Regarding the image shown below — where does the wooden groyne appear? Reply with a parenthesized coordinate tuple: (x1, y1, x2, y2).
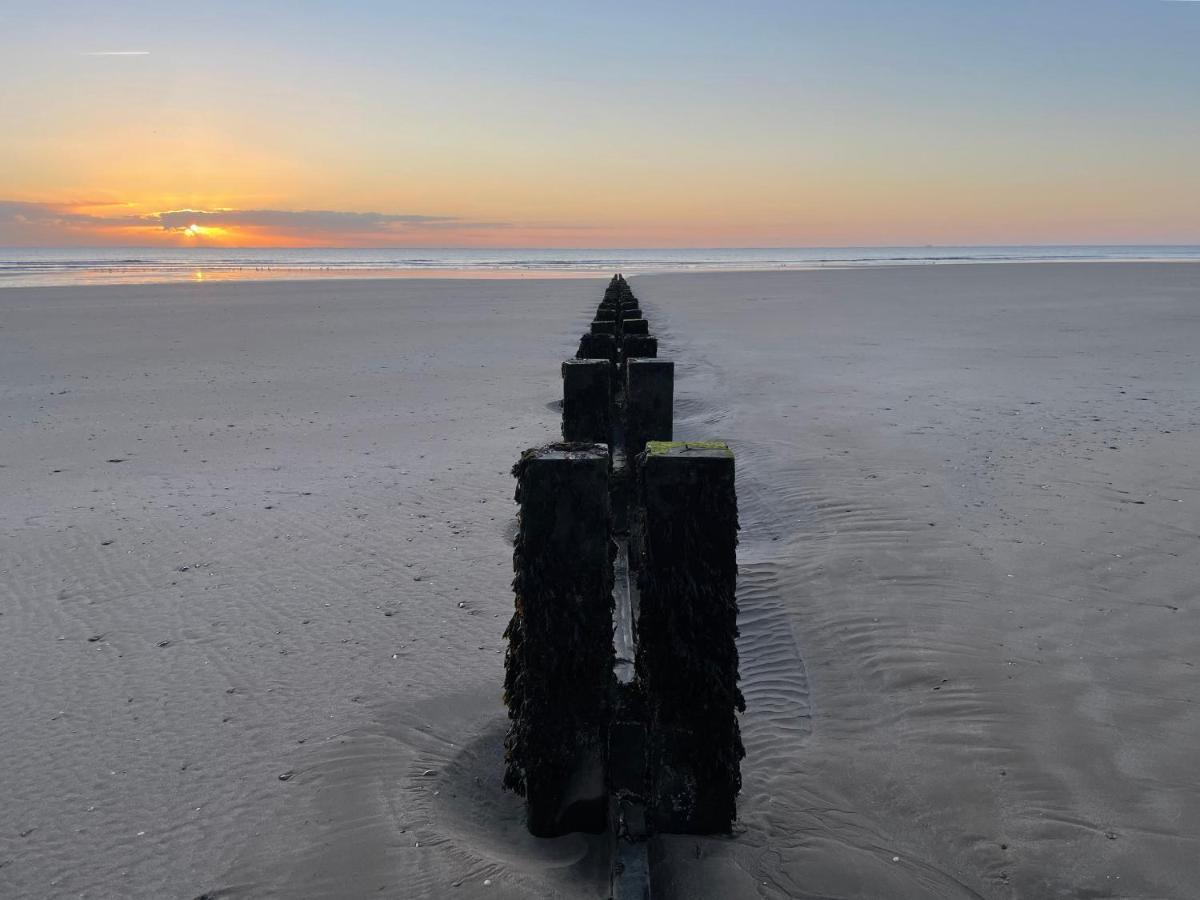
(504, 275, 743, 899)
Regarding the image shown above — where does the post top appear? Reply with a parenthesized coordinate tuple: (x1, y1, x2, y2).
(644, 440, 732, 459)
(526, 443, 610, 462)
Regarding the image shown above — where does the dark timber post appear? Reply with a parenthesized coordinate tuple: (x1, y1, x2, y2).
(636, 441, 743, 833)
(505, 275, 741, 889)
(622, 335, 658, 361)
(578, 333, 618, 365)
(562, 359, 612, 444)
(626, 359, 674, 457)
(505, 444, 615, 837)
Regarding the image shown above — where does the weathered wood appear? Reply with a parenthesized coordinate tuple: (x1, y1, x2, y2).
(562, 359, 612, 444)
(577, 332, 618, 364)
(636, 442, 743, 834)
(505, 444, 615, 836)
(622, 335, 658, 362)
(625, 359, 674, 457)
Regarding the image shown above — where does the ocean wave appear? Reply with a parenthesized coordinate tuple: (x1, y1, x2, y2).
(1, 246, 1198, 287)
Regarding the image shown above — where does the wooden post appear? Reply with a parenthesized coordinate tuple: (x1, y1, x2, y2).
(562, 359, 612, 444)
(577, 333, 618, 364)
(625, 359, 674, 457)
(636, 441, 743, 834)
(622, 335, 658, 362)
(505, 445, 615, 836)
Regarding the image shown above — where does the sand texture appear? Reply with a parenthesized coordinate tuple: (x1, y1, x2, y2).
(2, 264, 1199, 898)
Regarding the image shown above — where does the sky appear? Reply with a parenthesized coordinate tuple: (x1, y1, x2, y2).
(0, 0, 1197, 248)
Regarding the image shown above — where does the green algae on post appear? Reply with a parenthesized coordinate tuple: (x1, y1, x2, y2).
(644, 440, 732, 455)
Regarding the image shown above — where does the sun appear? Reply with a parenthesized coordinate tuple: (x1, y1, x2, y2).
(179, 223, 228, 241)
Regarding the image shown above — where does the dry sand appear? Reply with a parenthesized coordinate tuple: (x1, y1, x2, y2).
(1, 264, 1198, 898)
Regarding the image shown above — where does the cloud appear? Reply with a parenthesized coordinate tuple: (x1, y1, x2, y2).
(152, 207, 493, 235)
(82, 51, 151, 56)
(0, 200, 506, 242)
(0, 200, 139, 228)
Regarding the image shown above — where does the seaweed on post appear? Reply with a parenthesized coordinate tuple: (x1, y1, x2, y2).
(503, 443, 616, 836)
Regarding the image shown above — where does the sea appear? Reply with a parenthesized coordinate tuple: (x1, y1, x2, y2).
(2, 245, 1198, 288)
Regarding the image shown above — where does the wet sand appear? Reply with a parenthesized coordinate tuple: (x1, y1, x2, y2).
(2, 264, 1199, 898)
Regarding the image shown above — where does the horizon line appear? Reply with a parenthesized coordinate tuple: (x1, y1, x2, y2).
(5, 242, 1200, 252)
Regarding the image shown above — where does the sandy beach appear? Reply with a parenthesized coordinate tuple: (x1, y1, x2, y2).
(2, 263, 1199, 899)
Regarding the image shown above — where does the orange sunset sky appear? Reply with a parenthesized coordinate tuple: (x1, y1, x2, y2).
(2, 1, 1198, 248)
